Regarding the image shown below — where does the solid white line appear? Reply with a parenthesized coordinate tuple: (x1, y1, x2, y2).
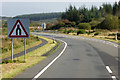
(106, 66, 112, 74)
(32, 38, 67, 80)
(112, 76, 117, 80)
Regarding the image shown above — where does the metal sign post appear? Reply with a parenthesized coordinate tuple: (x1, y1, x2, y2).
(8, 19, 29, 61)
(11, 39, 13, 61)
(42, 23, 46, 31)
(24, 38, 26, 61)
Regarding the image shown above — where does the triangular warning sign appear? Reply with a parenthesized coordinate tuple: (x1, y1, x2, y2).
(9, 19, 29, 38)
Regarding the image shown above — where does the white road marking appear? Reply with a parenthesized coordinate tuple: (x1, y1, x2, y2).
(32, 38, 67, 80)
(103, 41, 105, 43)
(105, 66, 118, 80)
(112, 76, 117, 80)
(106, 66, 112, 74)
(32, 33, 118, 80)
(34, 32, 118, 48)
(114, 45, 118, 47)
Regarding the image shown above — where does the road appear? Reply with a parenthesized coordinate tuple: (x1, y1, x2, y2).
(14, 33, 119, 80)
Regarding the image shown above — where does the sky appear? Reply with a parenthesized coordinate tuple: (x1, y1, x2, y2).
(1, 0, 119, 2)
(1, 0, 119, 17)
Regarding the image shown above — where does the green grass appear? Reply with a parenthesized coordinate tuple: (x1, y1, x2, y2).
(60, 31, 120, 44)
(73, 33, 119, 44)
(2, 35, 42, 59)
(46, 40, 61, 56)
(79, 35, 120, 44)
(94, 37, 119, 44)
(2, 36, 60, 79)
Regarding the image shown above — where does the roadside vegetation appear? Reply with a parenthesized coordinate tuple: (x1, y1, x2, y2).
(1, 28, 42, 59)
(1, 26, 59, 79)
(46, 2, 120, 43)
(2, 35, 58, 79)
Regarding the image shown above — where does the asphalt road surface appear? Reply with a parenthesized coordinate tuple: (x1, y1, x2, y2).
(14, 33, 119, 80)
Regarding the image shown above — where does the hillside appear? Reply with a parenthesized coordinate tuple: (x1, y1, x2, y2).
(15, 12, 62, 21)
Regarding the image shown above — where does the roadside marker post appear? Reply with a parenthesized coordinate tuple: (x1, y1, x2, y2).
(8, 19, 29, 61)
(52, 34, 55, 43)
(53, 38, 55, 43)
(115, 32, 117, 40)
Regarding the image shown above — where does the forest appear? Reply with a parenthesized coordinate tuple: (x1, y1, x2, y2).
(47, 1, 120, 30)
(62, 2, 120, 23)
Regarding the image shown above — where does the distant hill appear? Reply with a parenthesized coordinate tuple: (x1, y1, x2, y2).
(1, 17, 11, 21)
(15, 12, 62, 21)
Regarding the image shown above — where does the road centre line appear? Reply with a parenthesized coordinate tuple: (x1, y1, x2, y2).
(54, 34, 119, 48)
(32, 36, 67, 80)
(106, 66, 118, 80)
(112, 76, 117, 80)
(106, 66, 113, 74)
(33, 33, 118, 79)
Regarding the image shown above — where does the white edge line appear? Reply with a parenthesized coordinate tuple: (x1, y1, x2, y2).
(106, 66, 112, 74)
(112, 76, 117, 80)
(32, 36, 67, 80)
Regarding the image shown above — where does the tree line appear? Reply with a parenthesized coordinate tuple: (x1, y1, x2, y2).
(61, 1, 120, 23)
(15, 12, 62, 21)
(47, 1, 120, 30)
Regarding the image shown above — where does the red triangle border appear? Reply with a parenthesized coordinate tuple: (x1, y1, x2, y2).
(9, 19, 29, 38)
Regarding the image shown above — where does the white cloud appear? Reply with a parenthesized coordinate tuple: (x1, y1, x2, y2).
(1, 0, 119, 2)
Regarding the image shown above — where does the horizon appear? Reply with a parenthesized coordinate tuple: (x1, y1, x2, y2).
(1, 2, 116, 17)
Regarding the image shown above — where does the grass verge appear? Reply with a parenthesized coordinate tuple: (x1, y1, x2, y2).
(2, 35, 60, 79)
(59, 32, 120, 44)
(2, 35, 42, 59)
(77, 35, 120, 44)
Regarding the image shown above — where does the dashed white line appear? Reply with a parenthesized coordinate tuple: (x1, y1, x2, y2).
(103, 41, 105, 43)
(35, 33, 119, 48)
(105, 66, 118, 80)
(114, 45, 118, 47)
(106, 66, 112, 74)
(34, 33, 118, 80)
(112, 76, 117, 80)
(32, 38, 67, 80)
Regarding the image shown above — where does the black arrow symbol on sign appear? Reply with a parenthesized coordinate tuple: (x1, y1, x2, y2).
(16, 25, 21, 35)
